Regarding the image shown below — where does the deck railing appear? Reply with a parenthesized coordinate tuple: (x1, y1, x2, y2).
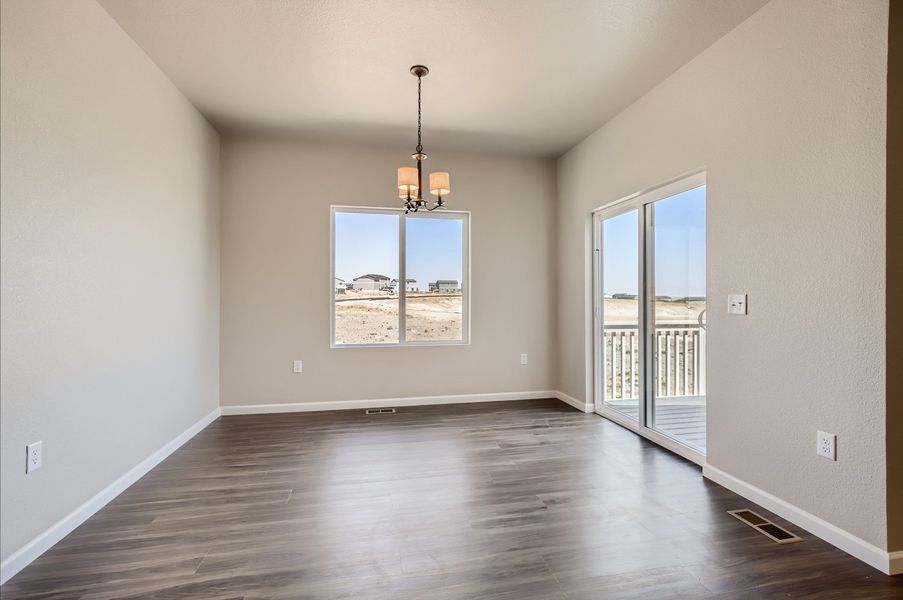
(604, 323, 705, 400)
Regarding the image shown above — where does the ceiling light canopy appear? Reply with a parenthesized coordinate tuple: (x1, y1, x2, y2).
(397, 65, 450, 213)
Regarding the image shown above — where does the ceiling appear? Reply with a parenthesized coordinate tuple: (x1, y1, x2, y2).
(99, 0, 767, 157)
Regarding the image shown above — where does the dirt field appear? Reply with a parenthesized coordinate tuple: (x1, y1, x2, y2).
(603, 298, 705, 324)
(333, 294, 698, 344)
(335, 291, 462, 344)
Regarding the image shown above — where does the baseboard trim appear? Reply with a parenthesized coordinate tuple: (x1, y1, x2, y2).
(889, 551, 903, 576)
(221, 390, 563, 415)
(554, 390, 593, 413)
(703, 464, 899, 575)
(0, 407, 221, 585)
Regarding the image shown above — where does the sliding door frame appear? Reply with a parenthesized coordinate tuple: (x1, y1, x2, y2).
(592, 170, 707, 466)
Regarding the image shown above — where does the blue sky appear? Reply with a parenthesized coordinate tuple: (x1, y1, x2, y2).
(603, 186, 706, 297)
(334, 212, 463, 286)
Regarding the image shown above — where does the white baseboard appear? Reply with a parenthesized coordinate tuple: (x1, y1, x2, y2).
(0, 407, 221, 585)
(703, 464, 900, 575)
(221, 390, 562, 415)
(554, 390, 593, 413)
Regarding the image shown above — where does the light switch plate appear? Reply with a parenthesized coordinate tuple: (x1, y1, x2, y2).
(728, 294, 747, 315)
(292, 360, 303, 374)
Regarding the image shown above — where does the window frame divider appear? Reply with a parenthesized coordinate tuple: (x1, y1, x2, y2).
(398, 211, 407, 344)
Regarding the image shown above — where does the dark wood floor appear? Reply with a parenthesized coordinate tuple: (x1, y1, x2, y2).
(2, 399, 900, 599)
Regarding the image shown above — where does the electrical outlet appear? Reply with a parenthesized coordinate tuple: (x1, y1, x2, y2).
(293, 360, 303, 374)
(26, 441, 42, 473)
(520, 353, 528, 365)
(816, 430, 836, 460)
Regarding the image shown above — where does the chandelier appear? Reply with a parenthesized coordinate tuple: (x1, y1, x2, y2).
(397, 65, 450, 213)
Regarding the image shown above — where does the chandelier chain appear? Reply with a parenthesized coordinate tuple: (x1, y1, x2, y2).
(416, 75, 423, 154)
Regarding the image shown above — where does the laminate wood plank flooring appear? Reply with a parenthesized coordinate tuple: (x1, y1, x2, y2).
(2, 399, 900, 599)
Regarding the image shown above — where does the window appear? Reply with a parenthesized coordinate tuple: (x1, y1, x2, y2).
(331, 207, 469, 347)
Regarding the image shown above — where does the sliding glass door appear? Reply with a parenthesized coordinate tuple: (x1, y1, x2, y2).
(594, 173, 707, 461)
(599, 208, 640, 419)
(648, 187, 707, 453)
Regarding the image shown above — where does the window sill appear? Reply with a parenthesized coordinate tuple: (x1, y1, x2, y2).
(330, 341, 470, 349)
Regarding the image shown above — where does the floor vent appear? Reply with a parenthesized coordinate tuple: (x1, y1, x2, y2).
(365, 408, 396, 415)
(728, 509, 803, 544)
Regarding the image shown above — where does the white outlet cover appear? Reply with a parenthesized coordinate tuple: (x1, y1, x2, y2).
(293, 360, 303, 373)
(26, 441, 42, 473)
(728, 294, 747, 315)
(816, 430, 836, 460)
(520, 353, 528, 365)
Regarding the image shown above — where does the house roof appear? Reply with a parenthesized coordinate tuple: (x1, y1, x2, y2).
(353, 274, 390, 281)
(436, 280, 458, 285)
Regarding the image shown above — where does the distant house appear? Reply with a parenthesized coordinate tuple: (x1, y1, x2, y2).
(353, 273, 390, 291)
(335, 277, 345, 294)
(436, 279, 459, 293)
(389, 278, 418, 292)
(612, 293, 638, 300)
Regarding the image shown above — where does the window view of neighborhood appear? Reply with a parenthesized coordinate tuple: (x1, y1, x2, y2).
(333, 211, 465, 345)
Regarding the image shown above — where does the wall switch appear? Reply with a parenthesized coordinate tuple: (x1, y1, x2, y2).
(292, 360, 303, 374)
(520, 353, 528, 365)
(727, 294, 747, 315)
(817, 430, 836, 460)
(26, 441, 42, 473)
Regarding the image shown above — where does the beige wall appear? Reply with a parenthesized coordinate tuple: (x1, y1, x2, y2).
(556, 0, 890, 550)
(220, 137, 556, 408)
(0, 0, 220, 562)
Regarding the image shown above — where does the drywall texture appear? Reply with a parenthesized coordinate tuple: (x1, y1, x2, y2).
(556, 0, 889, 549)
(97, 0, 768, 156)
(220, 138, 556, 407)
(0, 0, 220, 562)
(888, 0, 903, 554)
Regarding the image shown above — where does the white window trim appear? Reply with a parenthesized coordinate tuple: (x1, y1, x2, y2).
(330, 205, 471, 348)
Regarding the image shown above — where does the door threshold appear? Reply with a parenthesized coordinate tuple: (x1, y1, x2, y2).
(594, 407, 706, 466)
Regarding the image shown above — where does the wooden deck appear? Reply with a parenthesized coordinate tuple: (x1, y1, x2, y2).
(604, 401, 706, 453)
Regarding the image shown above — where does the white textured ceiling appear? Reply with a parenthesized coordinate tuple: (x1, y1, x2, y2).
(99, 0, 767, 156)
